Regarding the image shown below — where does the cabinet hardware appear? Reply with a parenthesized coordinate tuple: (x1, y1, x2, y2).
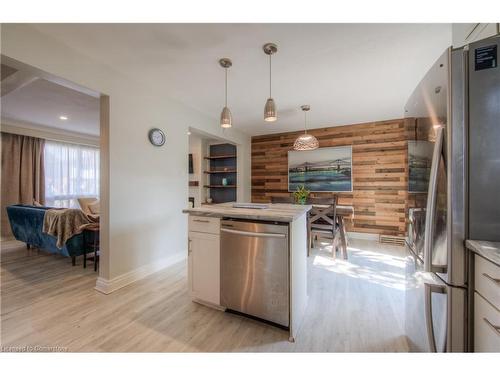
(483, 318, 500, 337)
(193, 219, 210, 223)
(482, 272, 500, 286)
(221, 227, 286, 239)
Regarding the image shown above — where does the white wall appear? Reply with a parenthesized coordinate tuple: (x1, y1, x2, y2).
(1, 24, 251, 287)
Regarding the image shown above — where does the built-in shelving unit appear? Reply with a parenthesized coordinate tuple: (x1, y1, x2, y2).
(203, 154, 237, 160)
(204, 185, 237, 188)
(205, 143, 237, 203)
(204, 169, 237, 174)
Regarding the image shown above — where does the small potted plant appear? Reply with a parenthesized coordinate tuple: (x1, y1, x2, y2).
(293, 185, 310, 205)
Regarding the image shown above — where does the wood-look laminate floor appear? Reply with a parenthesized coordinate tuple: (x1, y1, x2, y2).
(1, 239, 409, 352)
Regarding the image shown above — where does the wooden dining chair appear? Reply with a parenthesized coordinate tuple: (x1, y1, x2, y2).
(307, 196, 339, 258)
(271, 196, 295, 204)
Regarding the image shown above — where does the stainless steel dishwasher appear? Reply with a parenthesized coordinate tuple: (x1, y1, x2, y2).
(220, 219, 289, 328)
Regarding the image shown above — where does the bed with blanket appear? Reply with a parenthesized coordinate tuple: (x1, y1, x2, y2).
(6, 204, 99, 264)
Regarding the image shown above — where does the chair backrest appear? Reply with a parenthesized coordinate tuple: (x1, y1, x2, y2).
(271, 196, 295, 204)
(307, 196, 336, 206)
(307, 196, 337, 232)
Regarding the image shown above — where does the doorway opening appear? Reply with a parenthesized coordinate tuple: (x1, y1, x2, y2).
(1, 55, 109, 282)
(188, 127, 238, 207)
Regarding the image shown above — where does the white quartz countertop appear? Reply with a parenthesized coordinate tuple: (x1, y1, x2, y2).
(466, 240, 500, 267)
(183, 202, 311, 222)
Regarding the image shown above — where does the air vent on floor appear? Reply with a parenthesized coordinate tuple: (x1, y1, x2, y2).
(379, 235, 406, 247)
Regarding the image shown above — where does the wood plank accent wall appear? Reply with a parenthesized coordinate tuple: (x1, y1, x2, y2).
(251, 119, 409, 237)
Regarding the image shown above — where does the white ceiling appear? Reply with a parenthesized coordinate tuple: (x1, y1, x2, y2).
(29, 23, 451, 135)
(1, 77, 100, 136)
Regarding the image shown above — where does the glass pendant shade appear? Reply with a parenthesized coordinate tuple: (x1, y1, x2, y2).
(293, 133, 319, 151)
(220, 106, 232, 128)
(264, 98, 277, 122)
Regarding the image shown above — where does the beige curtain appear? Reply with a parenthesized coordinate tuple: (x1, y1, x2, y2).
(1, 132, 45, 239)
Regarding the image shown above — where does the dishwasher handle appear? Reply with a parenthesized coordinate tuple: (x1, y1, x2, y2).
(221, 227, 286, 239)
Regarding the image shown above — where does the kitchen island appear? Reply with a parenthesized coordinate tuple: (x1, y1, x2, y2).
(183, 203, 311, 341)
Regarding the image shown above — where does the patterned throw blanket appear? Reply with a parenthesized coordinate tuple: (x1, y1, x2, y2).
(42, 208, 99, 248)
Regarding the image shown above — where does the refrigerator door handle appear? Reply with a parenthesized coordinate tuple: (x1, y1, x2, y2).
(424, 127, 444, 272)
(424, 281, 447, 352)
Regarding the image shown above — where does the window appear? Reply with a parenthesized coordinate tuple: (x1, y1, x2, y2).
(44, 141, 100, 208)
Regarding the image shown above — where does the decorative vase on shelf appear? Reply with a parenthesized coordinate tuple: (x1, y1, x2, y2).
(222, 178, 228, 186)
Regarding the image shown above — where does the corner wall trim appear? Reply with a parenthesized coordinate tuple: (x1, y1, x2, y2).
(94, 252, 186, 294)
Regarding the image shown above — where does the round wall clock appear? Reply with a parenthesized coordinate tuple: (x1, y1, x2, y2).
(148, 128, 166, 147)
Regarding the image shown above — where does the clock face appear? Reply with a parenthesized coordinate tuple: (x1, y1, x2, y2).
(148, 128, 165, 146)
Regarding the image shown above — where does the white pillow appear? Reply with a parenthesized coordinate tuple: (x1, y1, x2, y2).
(78, 197, 97, 214)
(88, 200, 100, 215)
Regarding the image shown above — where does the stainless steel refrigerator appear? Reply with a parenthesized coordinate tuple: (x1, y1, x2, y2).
(405, 35, 500, 352)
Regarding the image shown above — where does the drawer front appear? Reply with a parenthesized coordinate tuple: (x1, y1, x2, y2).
(475, 255, 500, 310)
(189, 216, 220, 234)
(474, 292, 500, 352)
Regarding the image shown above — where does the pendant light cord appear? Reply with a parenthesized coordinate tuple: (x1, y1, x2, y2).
(304, 111, 308, 134)
(269, 54, 272, 98)
(225, 68, 228, 107)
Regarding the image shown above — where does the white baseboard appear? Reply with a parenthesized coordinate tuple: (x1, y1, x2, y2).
(346, 232, 379, 241)
(95, 252, 186, 294)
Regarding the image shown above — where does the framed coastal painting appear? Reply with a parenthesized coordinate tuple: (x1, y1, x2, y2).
(288, 146, 352, 192)
(408, 140, 434, 193)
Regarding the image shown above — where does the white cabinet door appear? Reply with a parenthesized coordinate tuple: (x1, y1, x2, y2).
(475, 255, 500, 311)
(188, 231, 220, 306)
(474, 292, 500, 352)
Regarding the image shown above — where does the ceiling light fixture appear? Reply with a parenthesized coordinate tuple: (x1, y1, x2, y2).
(59, 115, 68, 120)
(263, 43, 278, 122)
(293, 105, 319, 151)
(219, 58, 232, 129)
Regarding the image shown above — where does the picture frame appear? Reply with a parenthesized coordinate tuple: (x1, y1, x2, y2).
(288, 146, 353, 192)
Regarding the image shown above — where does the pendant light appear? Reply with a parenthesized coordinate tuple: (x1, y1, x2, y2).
(293, 105, 319, 151)
(219, 58, 232, 128)
(263, 43, 278, 122)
